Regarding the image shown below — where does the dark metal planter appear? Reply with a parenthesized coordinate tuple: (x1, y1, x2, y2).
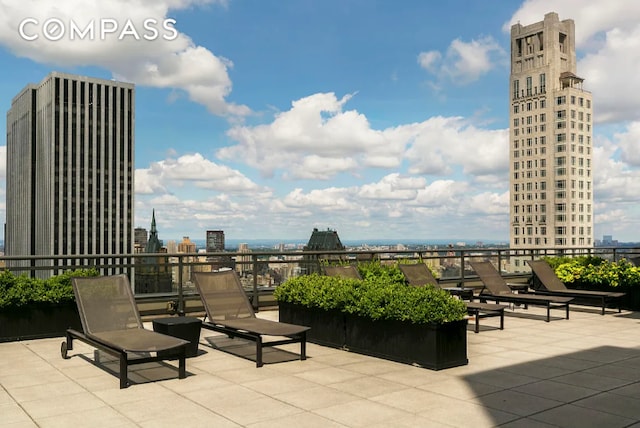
(278, 302, 346, 348)
(345, 315, 468, 370)
(278, 302, 468, 370)
(0, 303, 82, 342)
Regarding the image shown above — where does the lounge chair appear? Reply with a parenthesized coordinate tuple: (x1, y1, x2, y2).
(527, 260, 625, 315)
(323, 265, 362, 280)
(398, 264, 474, 300)
(399, 263, 506, 333)
(61, 275, 188, 389)
(471, 261, 573, 322)
(193, 271, 310, 367)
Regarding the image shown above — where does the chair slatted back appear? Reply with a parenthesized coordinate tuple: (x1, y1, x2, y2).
(398, 264, 438, 287)
(470, 261, 512, 295)
(193, 271, 255, 322)
(72, 275, 143, 335)
(323, 265, 362, 280)
(527, 260, 567, 292)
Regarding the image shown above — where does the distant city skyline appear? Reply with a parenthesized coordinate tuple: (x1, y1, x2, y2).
(1, 1, 640, 243)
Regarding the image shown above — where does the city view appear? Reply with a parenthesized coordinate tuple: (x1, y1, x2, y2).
(3, 2, 640, 426)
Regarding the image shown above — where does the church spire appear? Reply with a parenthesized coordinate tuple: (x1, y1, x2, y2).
(150, 209, 157, 235)
(145, 209, 162, 253)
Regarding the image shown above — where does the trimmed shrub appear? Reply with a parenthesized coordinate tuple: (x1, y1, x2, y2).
(0, 269, 100, 309)
(275, 265, 467, 325)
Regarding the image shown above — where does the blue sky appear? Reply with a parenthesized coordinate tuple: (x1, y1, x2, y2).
(1, 0, 640, 243)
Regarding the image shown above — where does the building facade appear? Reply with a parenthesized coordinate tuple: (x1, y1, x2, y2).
(509, 13, 593, 253)
(5, 72, 134, 275)
(206, 230, 225, 252)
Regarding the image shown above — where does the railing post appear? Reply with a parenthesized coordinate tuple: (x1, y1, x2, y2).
(177, 255, 184, 314)
(252, 255, 259, 311)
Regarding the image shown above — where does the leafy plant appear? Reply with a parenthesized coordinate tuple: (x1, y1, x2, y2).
(0, 269, 100, 309)
(544, 257, 640, 290)
(275, 264, 467, 324)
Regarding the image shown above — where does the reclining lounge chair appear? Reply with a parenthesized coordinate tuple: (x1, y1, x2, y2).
(323, 265, 362, 280)
(527, 260, 625, 315)
(194, 271, 310, 367)
(398, 263, 474, 300)
(61, 275, 188, 389)
(471, 261, 573, 322)
(398, 263, 506, 333)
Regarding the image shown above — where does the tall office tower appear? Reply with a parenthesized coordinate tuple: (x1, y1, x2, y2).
(206, 230, 225, 252)
(6, 72, 134, 276)
(509, 13, 593, 256)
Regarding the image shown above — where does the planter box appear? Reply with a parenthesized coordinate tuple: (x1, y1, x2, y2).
(278, 302, 467, 370)
(0, 303, 82, 342)
(345, 315, 468, 370)
(278, 302, 345, 348)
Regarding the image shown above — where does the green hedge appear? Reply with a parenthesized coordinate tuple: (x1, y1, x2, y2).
(275, 263, 467, 324)
(0, 269, 99, 309)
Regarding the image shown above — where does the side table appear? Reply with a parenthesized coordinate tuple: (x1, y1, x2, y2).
(153, 316, 202, 358)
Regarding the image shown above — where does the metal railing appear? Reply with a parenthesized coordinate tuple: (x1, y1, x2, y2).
(3, 246, 639, 317)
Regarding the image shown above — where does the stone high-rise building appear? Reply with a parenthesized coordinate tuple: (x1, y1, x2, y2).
(5, 72, 134, 275)
(509, 13, 593, 256)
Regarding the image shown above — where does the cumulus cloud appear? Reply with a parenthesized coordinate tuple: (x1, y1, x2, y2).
(0, 0, 249, 118)
(418, 36, 506, 85)
(405, 117, 509, 179)
(220, 93, 510, 183)
(615, 122, 640, 166)
(220, 92, 403, 178)
(137, 152, 261, 193)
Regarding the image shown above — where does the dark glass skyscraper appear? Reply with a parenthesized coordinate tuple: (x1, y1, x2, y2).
(5, 72, 135, 275)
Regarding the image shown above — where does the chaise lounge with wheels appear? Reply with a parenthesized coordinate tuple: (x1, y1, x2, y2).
(527, 260, 625, 315)
(61, 275, 188, 389)
(398, 263, 506, 333)
(471, 261, 573, 322)
(193, 270, 310, 367)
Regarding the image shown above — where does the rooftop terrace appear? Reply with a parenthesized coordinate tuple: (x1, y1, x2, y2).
(3, 306, 640, 427)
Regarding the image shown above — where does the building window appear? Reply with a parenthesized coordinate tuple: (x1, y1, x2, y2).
(557, 96, 566, 105)
(513, 79, 520, 98)
(539, 73, 546, 92)
(540, 99, 546, 108)
(526, 76, 532, 96)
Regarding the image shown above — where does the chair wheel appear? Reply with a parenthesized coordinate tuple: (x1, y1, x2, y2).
(61, 341, 68, 359)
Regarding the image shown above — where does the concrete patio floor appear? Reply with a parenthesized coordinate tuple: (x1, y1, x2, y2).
(3, 305, 640, 427)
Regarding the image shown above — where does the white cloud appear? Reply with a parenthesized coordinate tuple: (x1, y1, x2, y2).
(405, 117, 509, 179)
(579, 26, 640, 123)
(418, 36, 505, 85)
(0, 0, 249, 118)
(417, 51, 441, 73)
(221, 94, 510, 184)
(220, 92, 403, 178)
(358, 174, 426, 200)
(615, 122, 640, 166)
(137, 152, 261, 193)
